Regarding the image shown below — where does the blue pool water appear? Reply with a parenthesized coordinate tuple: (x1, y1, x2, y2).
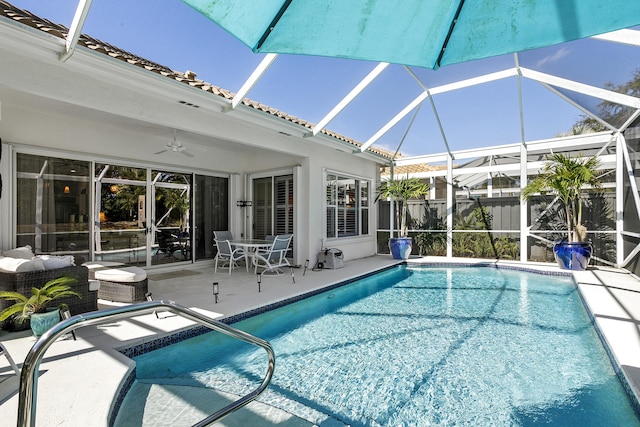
(122, 266, 640, 426)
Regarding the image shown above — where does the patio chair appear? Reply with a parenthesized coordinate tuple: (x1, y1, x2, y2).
(214, 239, 246, 275)
(156, 230, 180, 259)
(213, 230, 233, 241)
(253, 234, 295, 283)
(213, 230, 234, 254)
(0, 343, 20, 376)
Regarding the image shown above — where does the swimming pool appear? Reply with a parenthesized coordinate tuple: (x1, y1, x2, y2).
(117, 265, 640, 426)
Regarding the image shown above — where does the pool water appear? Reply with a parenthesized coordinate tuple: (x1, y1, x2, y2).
(120, 266, 640, 426)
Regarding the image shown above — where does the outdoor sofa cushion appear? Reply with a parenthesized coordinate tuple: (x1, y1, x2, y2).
(82, 261, 126, 270)
(94, 266, 147, 283)
(37, 255, 75, 270)
(0, 256, 45, 273)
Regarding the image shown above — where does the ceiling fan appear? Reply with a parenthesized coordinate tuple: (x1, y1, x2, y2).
(154, 129, 194, 157)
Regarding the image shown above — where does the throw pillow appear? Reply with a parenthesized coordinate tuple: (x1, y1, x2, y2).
(2, 245, 35, 259)
(37, 255, 75, 270)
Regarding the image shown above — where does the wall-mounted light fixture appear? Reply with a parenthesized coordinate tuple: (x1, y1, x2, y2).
(236, 200, 252, 208)
(63, 185, 70, 194)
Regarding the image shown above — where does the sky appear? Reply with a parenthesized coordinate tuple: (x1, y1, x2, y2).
(7, 0, 640, 158)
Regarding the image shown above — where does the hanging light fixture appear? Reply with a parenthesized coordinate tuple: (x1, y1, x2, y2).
(63, 185, 70, 194)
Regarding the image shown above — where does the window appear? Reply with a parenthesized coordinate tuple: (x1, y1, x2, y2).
(326, 172, 369, 238)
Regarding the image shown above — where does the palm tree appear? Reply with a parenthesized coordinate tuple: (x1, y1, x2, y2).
(376, 175, 430, 237)
(522, 153, 602, 242)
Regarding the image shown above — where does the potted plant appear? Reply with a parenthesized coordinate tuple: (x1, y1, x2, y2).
(0, 276, 80, 337)
(376, 175, 430, 259)
(521, 153, 602, 270)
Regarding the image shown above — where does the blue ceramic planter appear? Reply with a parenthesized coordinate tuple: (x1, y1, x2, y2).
(553, 241, 592, 271)
(389, 237, 412, 260)
(30, 308, 61, 338)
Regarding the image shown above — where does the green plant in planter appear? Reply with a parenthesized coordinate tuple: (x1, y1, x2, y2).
(376, 175, 430, 259)
(521, 153, 601, 242)
(0, 276, 80, 327)
(375, 175, 430, 238)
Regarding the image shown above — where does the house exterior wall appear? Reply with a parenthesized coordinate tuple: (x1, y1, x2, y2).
(306, 147, 378, 265)
(0, 16, 384, 266)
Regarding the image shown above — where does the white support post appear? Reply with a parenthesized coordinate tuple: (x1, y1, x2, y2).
(389, 198, 395, 239)
(229, 53, 278, 110)
(430, 177, 436, 200)
(59, 0, 93, 62)
(0, 140, 12, 250)
(520, 144, 528, 262)
(521, 68, 640, 109)
(293, 165, 302, 266)
(616, 133, 626, 266)
(313, 62, 389, 136)
(34, 161, 49, 254)
(619, 133, 640, 230)
(592, 29, 640, 47)
(361, 92, 428, 152)
(447, 154, 453, 258)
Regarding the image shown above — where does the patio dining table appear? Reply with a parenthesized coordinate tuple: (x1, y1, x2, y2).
(229, 239, 273, 271)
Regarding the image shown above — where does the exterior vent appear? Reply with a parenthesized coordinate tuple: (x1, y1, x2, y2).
(178, 100, 200, 108)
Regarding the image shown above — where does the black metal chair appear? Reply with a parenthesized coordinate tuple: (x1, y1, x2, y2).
(156, 230, 180, 259)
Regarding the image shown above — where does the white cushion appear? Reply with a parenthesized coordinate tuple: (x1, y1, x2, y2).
(82, 261, 126, 270)
(94, 266, 147, 283)
(88, 279, 101, 292)
(2, 245, 35, 259)
(37, 255, 75, 270)
(0, 256, 45, 273)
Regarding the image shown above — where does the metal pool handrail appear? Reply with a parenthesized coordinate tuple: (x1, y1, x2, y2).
(17, 300, 276, 427)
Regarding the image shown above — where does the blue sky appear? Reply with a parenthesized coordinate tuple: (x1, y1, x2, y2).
(8, 0, 640, 157)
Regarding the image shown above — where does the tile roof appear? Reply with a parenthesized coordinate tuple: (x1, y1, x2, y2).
(381, 162, 449, 177)
(0, 1, 397, 159)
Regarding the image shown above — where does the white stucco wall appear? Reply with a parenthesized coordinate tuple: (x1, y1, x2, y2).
(0, 19, 385, 265)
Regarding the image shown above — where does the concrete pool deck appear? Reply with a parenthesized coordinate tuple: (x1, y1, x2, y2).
(1, 256, 640, 425)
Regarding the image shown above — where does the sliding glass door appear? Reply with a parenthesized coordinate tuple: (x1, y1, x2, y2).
(95, 164, 193, 266)
(95, 164, 149, 266)
(16, 153, 228, 267)
(150, 170, 193, 266)
(193, 174, 228, 261)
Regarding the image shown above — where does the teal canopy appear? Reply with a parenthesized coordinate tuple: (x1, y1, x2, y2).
(181, 0, 640, 69)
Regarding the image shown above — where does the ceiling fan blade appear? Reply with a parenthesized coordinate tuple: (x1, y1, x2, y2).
(154, 149, 168, 155)
(181, 150, 194, 157)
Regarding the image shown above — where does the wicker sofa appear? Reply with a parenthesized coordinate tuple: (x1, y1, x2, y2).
(0, 265, 97, 325)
